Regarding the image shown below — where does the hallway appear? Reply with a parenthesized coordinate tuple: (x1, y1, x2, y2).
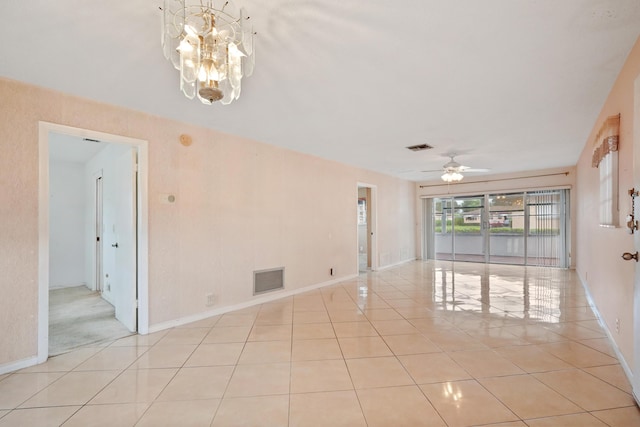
(1, 261, 638, 426)
(49, 286, 132, 356)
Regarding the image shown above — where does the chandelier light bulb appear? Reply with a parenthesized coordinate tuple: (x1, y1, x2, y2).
(161, 0, 255, 105)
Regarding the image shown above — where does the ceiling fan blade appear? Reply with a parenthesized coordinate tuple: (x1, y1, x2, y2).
(463, 168, 490, 173)
(420, 169, 444, 173)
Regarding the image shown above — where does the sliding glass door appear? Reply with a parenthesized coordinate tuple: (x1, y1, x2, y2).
(428, 189, 569, 267)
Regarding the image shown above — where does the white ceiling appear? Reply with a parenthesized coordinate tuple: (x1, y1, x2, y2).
(2, 1, 640, 181)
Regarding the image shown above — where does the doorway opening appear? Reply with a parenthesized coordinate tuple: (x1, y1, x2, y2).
(38, 123, 149, 363)
(357, 183, 377, 272)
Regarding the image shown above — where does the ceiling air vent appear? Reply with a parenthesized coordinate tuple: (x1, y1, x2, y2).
(406, 144, 433, 152)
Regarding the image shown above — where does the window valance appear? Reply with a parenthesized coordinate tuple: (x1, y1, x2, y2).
(592, 114, 620, 168)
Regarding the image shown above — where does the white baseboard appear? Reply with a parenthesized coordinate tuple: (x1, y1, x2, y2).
(0, 356, 38, 375)
(148, 273, 359, 334)
(577, 272, 635, 395)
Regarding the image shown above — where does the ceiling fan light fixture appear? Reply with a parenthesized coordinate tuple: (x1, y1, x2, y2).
(441, 171, 463, 182)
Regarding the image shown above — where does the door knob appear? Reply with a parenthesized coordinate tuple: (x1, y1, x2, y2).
(621, 252, 638, 261)
(112, 243, 119, 248)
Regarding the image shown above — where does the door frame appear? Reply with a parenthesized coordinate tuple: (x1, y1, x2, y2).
(37, 122, 149, 364)
(357, 183, 378, 271)
(633, 74, 640, 402)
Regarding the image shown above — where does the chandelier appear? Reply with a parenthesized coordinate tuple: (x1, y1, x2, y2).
(441, 171, 463, 182)
(161, 0, 255, 105)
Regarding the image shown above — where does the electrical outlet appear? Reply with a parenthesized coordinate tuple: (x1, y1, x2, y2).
(615, 318, 620, 333)
(206, 293, 215, 307)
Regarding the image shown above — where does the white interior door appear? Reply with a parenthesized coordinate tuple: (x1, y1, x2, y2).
(113, 147, 138, 332)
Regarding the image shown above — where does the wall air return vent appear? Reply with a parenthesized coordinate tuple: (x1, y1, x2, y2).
(254, 267, 284, 295)
(406, 144, 433, 152)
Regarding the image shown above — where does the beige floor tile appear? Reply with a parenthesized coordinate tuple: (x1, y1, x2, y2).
(357, 385, 446, 427)
(324, 301, 362, 312)
(421, 329, 489, 352)
(184, 342, 243, 366)
(225, 362, 290, 397)
(494, 345, 573, 373)
(110, 331, 168, 347)
(176, 315, 221, 328)
(467, 327, 529, 347)
(502, 324, 567, 345)
(293, 299, 327, 312)
(583, 364, 633, 393)
(449, 349, 525, 378)
(332, 321, 378, 337)
(293, 310, 330, 324)
(382, 334, 441, 355)
(534, 369, 635, 411)
(20, 370, 120, 408)
(398, 352, 472, 384)
(592, 406, 640, 426)
(248, 324, 292, 341)
(327, 309, 367, 323)
(130, 344, 197, 369)
(238, 340, 291, 364)
(479, 374, 582, 419)
(254, 311, 293, 326)
(293, 323, 336, 340)
(364, 308, 403, 320)
(578, 338, 617, 357)
(0, 406, 80, 427)
(18, 348, 101, 373)
(291, 360, 353, 393)
(346, 356, 414, 389)
(477, 422, 527, 427)
(156, 366, 233, 401)
(155, 327, 209, 345)
(136, 399, 219, 427)
(394, 306, 436, 319)
(62, 402, 149, 426)
(0, 372, 64, 409)
(212, 395, 289, 427)
(338, 336, 392, 359)
(74, 346, 147, 371)
(90, 368, 177, 404)
(524, 412, 608, 426)
(203, 326, 252, 343)
(289, 390, 367, 427)
(215, 313, 257, 327)
(292, 338, 343, 361)
(545, 323, 606, 340)
(420, 380, 519, 427)
(537, 341, 618, 368)
(371, 319, 419, 335)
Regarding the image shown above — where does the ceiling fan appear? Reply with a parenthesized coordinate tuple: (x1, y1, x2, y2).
(422, 155, 490, 182)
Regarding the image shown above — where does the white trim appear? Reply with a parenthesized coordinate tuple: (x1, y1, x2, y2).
(37, 122, 150, 370)
(149, 274, 358, 333)
(0, 356, 39, 375)
(578, 272, 634, 392)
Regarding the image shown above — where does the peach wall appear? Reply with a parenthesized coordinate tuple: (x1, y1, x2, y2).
(576, 37, 640, 369)
(0, 78, 416, 368)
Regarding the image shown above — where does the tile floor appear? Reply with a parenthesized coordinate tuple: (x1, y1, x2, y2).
(1, 261, 639, 426)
